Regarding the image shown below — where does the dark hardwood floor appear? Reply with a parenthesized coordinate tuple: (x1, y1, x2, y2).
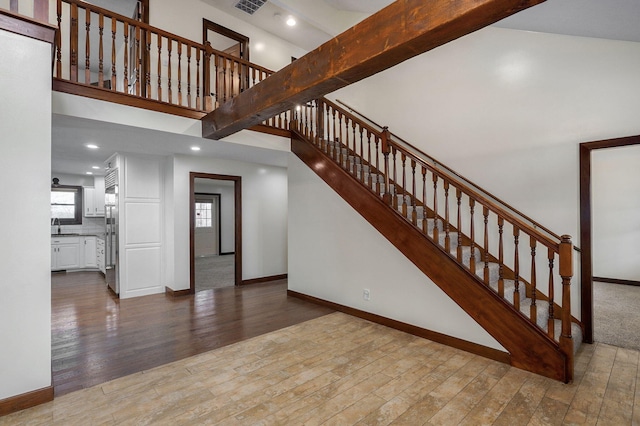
(51, 272, 334, 397)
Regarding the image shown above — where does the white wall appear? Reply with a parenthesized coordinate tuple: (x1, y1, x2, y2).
(194, 180, 235, 254)
(169, 154, 288, 290)
(0, 29, 52, 400)
(592, 145, 640, 281)
(150, 0, 307, 72)
(330, 27, 640, 316)
(288, 156, 504, 351)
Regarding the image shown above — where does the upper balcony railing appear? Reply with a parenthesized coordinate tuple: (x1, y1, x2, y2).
(1, 0, 290, 130)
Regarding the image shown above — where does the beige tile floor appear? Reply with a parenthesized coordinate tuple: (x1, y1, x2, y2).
(1, 312, 638, 425)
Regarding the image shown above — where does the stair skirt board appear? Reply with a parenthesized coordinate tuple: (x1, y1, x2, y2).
(292, 132, 576, 383)
(288, 290, 511, 365)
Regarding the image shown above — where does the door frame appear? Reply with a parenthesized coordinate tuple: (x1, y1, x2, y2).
(190, 172, 242, 291)
(579, 134, 640, 343)
(202, 19, 250, 60)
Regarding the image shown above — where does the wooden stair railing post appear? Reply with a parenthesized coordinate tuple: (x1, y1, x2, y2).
(498, 216, 504, 297)
(316, 98, 325, 146)
(530, 236, 537, 323)
(559, 234, 574, 381)
(547, 247, 555, 339)
(84, 7, 90, 85)
(483, 206, 490, 284)
(381, 127, 392, 206)
(203, 41, 213, 112)
(70, 1, 78, 82)
(34, 0, 49, 22)
(56, 0, 62, 78)
(98, 13, 104, 87)
(513, 226, 520, 311)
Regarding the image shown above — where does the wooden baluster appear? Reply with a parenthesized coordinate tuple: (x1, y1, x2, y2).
(375, 133, 381, 194)
(70, 2, 78, 82)
(401, 154, 407, 218)
(559, 235, 574, 381)
(134, 25, 140, 96)
(367, 131, 372, 186)
(469, 198, 475, 272)
(513, 226, 520, 311)
(433, 175, 439, 244)
(456, 189, 462, 262)
(392, 147, 398, 210)
(444, 182, 450, 251)
(422, 167, 427, 234)
(331, 108, 337, 160)
(98, 13, 104, 87)
(353, 120, 358, 159)
(338, 112, 344, 167)
(195, 47, 201, 110)
(167, 38, 172, 103)
(411, 160, 417, 225)
(547, 248, 555, 339)
(33, 0, 48, 22)
(222, 56, 227, 102)
(324, 103, 330, 151)
(483, 206, 490, 284)
(530, 236, 537, 324)
(145, 29, 151, 98)
(56, 0, 62, 78)
(84, 8, 90, 85)
(381, 130, 391, 206)
(157, 35, 162, 101)
(177, 42, 182, 106)
(123, 22, 129, 92)
(498, 216, 504, 297)
(356, 127, 363, 182)
(111, 17, 116, 91)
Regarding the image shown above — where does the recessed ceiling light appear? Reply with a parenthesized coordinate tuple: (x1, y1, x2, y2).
(191, 146, 201, 151)
(286, 16, 296, 26)
(92, 166, 100, 169)
(86, 171, 93, 175)
(86, 144, 99, 149)
(255, 42, 265, 51)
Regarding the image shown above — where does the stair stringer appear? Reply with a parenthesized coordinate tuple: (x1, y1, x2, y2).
(291, 133, 569, 382)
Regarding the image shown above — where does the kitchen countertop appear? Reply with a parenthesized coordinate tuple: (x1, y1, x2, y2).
(51, 233, 105, 239)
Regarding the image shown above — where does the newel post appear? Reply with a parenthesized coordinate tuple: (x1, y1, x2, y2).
(381, 127, 392, 206)
(559, 234, 574, 382)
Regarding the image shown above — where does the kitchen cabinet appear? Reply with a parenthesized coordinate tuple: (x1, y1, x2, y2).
(96, 237, 105, 274)
(84, 177, 105, 217)
(84, 236, 97, 268)
(51, 236, 81, 270)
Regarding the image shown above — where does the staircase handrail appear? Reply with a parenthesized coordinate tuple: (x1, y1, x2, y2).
(333, 98, 565, 249)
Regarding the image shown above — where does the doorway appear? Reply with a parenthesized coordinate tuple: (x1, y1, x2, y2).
(190, 172, 242, 292)
(579, 135, 640, 344)
(202, 19, 250, 107)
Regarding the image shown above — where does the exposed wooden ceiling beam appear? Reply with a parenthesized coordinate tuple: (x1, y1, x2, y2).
(202, 0, 546, 140)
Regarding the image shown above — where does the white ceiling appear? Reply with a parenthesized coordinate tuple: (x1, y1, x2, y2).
(52, 0, 640, 177)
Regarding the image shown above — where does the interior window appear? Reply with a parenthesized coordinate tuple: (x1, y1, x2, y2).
(51, 185, 83, 225)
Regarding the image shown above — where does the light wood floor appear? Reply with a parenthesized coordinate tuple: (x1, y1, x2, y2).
(3, 312, 638, 425)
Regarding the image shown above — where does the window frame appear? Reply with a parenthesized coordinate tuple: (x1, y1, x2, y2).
(51, 184, 83, 225)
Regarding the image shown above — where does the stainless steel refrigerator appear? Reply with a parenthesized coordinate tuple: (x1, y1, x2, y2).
(105, 169, 119, 295)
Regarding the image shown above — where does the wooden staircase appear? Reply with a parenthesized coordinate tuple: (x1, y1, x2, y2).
(290, 98, 582, 383)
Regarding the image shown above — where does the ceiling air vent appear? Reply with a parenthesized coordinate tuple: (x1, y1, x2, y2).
(234, 0, 267, 15)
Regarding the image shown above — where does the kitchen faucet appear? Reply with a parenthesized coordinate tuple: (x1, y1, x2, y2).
(52, 217, 61, 235)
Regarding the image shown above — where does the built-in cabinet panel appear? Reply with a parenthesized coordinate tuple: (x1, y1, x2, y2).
(51, 237, 81, 270)
(125, 203, 161, 244)
(83, 236, 97, 268)
(83, 176, 105, 217)
(119, 153, 165, 299)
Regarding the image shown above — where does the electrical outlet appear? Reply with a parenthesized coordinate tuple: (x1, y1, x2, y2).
(363, 289, 370, 301)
